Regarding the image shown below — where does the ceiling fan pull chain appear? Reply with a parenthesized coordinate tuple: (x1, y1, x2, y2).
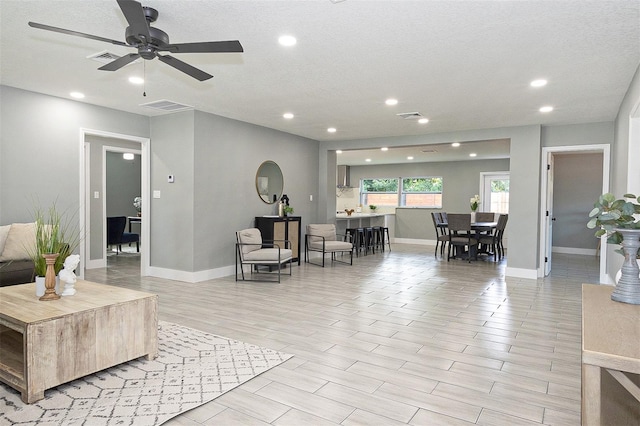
(143, 60, 146, 97)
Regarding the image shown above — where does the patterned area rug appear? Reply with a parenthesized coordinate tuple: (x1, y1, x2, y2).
(0, 322, 292, 425)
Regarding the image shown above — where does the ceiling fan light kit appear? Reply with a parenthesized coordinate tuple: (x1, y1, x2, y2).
(28, 0, 243, 81)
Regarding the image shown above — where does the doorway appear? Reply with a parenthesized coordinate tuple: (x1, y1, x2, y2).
(79, 129, 150, 279)
(539, 144, 610, 282)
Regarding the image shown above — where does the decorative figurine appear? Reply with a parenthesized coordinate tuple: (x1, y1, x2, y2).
(59, 254, 81, 296)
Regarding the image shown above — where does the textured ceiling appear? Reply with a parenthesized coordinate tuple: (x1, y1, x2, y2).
(1, 0, 639, 157)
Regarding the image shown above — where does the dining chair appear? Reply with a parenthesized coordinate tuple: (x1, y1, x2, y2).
(106, 216, 139, 254)
(475, 212, 496, 222)
(447, 213, 478, 262)
(478, 214, 508, 261)
(431, 212, 448, 257)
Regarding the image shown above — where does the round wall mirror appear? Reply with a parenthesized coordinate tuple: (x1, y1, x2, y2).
(255, 160, 284, 204)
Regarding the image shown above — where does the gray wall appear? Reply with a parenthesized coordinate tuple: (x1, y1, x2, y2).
(0, 85, 149, 229)
(149, 109, 319, 273)
(552, 153, 603, 250)
(347, 159, 510, 240)
(106, 152, 141, 218)
(610, 64, 640, 280)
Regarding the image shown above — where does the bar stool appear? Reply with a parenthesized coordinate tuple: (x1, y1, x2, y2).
(380, 226, 391, 252)
(364, 227, 375, 255)
(345, 228, 365, 256)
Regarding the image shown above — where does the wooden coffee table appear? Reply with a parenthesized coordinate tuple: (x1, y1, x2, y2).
(0, 280, 158, 403)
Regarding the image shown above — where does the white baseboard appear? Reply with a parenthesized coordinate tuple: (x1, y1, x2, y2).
(505, 267, 538, 280)
(552, 246, 598, 256)
(393, 238, 432, 246)
(85, 258, 106, 269)
(148, 265, 235, 283)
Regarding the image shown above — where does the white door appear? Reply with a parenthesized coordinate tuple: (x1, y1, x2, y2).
(544, 154, 554, 276)
(481, 173, 509, 214)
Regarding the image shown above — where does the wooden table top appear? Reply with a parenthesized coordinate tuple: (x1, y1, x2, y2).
(0, 280, 157, 326)
(582, 283, 640, 373)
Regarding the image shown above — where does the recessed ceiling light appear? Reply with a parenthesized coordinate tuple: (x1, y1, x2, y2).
(407, 156, 414, 160)
(540, 106, 554, 113)
(365, 158, 372, 162)
(385, 98, 398, 106)
(123, 153, 135, 160)
(381, 147, 389, 151)
(469, 153, 477, 157)
(129, 76, 144, 85)
(70, 92, 85, 99)
(451, 142, 460, 147)
(283, 112, 294, 119)
(278, 35, 297, 46)
(327, 127, 337, 133)
(418, 118, 429, 124)
(530, 79, 547, 87)
(336, 150, 343, 154)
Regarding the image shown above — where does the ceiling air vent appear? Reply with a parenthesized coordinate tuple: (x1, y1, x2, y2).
(87, 51, 123, 64)
(396, 112, 423, 120)
(140, 99, 194, 113)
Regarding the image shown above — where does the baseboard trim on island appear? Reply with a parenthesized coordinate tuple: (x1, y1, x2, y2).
(506, 267, 538, 279)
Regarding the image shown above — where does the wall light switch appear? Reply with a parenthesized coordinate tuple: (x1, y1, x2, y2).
(168, 175, 174, 183)
(309, 195, 313, 201)
(153, 190, 161, 199)
(94, 191, 100, 199)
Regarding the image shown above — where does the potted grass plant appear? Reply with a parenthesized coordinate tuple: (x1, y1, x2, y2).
(587, 193, 640, 304)
(27, 202, 81, 300)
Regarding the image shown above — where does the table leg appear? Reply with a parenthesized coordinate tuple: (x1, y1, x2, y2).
(582, 363, 601, 425)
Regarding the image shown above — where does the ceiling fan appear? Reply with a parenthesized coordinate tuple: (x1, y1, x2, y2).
(28, 0, 243, 81)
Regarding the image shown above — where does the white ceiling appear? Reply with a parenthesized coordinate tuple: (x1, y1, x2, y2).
(1, 0, 639, 165)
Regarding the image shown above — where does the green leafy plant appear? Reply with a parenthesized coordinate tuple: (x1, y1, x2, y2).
(27, 201, 81, 276)
(587, 193, 640, 257)
(470, 195, 480, 212)
(369, 204, 377, 211)
(283, 205, 294, 215)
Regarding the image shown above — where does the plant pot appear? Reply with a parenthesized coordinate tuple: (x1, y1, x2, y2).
(611, 228, 640, 304)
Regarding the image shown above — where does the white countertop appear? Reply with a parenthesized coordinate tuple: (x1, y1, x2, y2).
(335, 212, 392, 219)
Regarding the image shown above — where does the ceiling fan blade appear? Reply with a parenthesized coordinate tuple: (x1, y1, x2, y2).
(28, 22, 129, 47)
(161, 40, 244, 54)
(157, 55, 213, 81)
(116, 0, 151, 42)
(98, 53, 141, 71)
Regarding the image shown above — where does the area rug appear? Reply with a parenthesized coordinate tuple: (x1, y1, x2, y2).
(0, 321, 292, 425)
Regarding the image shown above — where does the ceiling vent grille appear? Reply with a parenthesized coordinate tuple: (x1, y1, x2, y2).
(140, 99, 194, 112)
(87, 51, 122, 64)
(396, 112, 423, 120)
(421, 149, 438, 153)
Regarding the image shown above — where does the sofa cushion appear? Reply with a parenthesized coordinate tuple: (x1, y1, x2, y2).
(0, 259, 35, 287)
(0, 225, 10, 255)
(0, 222, 36, 262)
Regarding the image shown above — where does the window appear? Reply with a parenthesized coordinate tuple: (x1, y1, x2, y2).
(360, 178, 398, 206)
(360, 177, 443, 207)
(402, 177, 443, 207)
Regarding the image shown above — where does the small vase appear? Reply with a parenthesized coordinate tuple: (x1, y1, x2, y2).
(39, 253, 60, 301)
(611, 228, 640, 304)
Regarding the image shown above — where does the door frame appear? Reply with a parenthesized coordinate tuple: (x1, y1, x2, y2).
(79, 128, 151, 278)
(538, 144, 610, 282)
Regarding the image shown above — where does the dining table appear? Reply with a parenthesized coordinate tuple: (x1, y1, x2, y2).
(438, 221, 498, 258)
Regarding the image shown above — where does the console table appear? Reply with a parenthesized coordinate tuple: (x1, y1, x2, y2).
(582, 284, 640, 425)
(255, 216, 301, 265)
(0, 280, 158, 403)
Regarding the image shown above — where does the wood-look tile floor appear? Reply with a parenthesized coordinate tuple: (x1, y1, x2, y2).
(85, 245, 598, 425)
